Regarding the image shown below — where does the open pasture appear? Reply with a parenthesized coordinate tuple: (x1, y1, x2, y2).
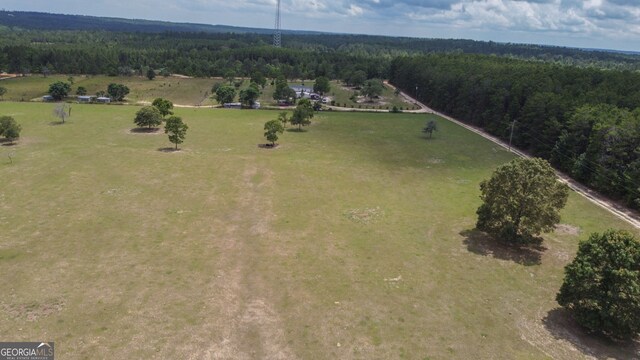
(0, 76, 419, 111)
(0, 102, 638, 359)
(0, 75, 219, 105)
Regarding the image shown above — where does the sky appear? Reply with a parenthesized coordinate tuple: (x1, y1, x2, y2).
(3, 0, 640, 52)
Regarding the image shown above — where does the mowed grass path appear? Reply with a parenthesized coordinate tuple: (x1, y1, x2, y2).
(0, 103, 638, 359)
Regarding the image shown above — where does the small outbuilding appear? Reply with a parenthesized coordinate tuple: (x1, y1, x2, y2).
(223, 102, 242, 109)
(96, 97, 111, 103)
(78, 96, 94, 103)
(42, 95, 54, 102)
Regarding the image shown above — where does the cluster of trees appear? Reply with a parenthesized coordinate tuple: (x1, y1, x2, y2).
(476, 158, 639, 340)
(390, 54, 640, 209)
(262, 100, 315, 146)
(47, 81, 130, 101)
(133, 98, 187, 149)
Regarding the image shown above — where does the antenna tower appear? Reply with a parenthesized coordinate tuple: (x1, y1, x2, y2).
(274, 0, 282, 47)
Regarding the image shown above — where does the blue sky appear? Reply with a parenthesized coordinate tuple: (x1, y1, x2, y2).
(3, 0, 640, 51)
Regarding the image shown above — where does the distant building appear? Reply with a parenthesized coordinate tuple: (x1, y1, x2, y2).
(77, 96, 94, 103)
(96, 97, 111, 103)
(290, 85, 313, 93)
(223, 102, 242, 109)
(223, 102, 261, 109)
(42, 95, 54, 102)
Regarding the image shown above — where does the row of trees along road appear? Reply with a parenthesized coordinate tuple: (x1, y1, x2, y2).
(390, 53, 640, 210)
(476, 157, 640, 340)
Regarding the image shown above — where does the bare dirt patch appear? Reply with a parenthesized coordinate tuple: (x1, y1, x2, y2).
(555, 224, 581, 236)
(2, 298, 66, 322)
(344, 207, 384, 224)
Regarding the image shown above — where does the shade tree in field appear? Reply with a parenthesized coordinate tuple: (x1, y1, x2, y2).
(215, 85, 236, 105)
(291, 98, 314, 131)
(251, 71, 267, 89)
(273, 76, 296, 103)
(53, 104, 70, 124)
(76, 86, 87, 96)
(134, 106, 163, 129)
(147, 68, 156, 80)
(0, 116, 21, 142)
(264, 119, 284, 147)
(344, 70, 367, 88)
(239, 83, 260, 107)
(152, 98, 174, 117)
(476, 157, 569, 244)
(107, 83, 130, 101)
(313, 76, 331, 95)
(278, 111, 290, 128)
(423, 120, 437, 138)
(224, 70, 236, 84)
(361, 79, 384, 101)
(557, 230, 640, 339)
(165, 116, 188, 150)
(0, 86, 6, 100)
(48, 81, 71, 100)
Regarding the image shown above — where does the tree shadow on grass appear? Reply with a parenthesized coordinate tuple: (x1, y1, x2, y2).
(460, 229, 545, 266)
(130, 127, 161, 134)
(48, 121, 66, 126)
(0, 139, 17, 147)
(257, 144, 279, 149)
(286, 128, 307, 133)
(157, 147, 180, 153)
(543, 308, 640, 360)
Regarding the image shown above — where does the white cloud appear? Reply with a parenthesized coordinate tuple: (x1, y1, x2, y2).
(347, 4, 364, 16)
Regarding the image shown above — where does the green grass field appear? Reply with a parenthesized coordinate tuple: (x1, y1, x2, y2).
(0, 102, 638, 359)
(0, 75, 220, 105)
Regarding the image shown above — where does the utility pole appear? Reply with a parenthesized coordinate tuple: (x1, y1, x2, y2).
(509, 120, 516, 152)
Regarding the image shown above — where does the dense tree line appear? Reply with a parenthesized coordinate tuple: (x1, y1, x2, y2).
(0, 29, 388, 79)
(390, 54, 640, 209)
(3, 10, 640, 70)
(2, 23, 640, 80)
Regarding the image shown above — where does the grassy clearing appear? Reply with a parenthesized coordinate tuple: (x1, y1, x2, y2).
(0, 102, 638, 359)
(0, 76, 419, 110)
(0, 75, 221, 105)
(328, 81, 420, 110)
